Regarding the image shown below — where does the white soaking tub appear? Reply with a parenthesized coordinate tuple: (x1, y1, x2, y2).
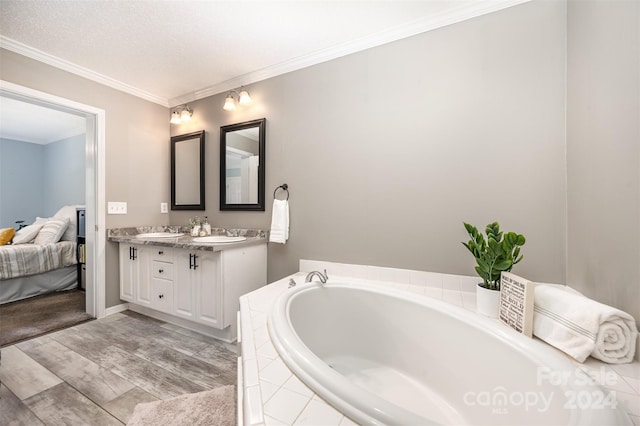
(268, 281, 631, 426)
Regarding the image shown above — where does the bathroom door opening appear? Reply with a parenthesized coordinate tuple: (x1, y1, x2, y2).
(0, 80, 106, 318)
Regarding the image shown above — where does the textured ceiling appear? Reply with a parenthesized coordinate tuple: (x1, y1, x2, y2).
(0, 0, 528, 106)
(0, 1, 528, 142)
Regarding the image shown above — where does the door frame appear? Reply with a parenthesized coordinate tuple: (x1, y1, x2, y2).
(1, 80, 106, 318)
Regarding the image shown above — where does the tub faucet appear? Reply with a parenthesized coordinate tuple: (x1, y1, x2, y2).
(305, 269, 328, 284)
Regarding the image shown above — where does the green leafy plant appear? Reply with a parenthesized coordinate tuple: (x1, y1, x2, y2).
(188, 216, 202, 228)
(462, 222, 526, 291)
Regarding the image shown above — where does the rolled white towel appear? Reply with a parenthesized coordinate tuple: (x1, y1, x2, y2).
(533, 284, 638, 364)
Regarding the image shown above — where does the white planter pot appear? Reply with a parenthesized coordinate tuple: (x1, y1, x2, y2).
(476, 284, 500, 318)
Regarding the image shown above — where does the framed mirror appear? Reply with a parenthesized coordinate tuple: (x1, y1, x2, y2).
(220, 118, 266, 211)
(171, 130, 205, 210)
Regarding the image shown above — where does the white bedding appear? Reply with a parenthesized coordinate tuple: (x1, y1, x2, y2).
(0, 241, 77, 280)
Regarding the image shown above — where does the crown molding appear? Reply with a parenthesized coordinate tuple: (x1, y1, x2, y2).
(170, 0, 531, 106)
(0, 36, 169, 106)
(2, 0, 530, 108)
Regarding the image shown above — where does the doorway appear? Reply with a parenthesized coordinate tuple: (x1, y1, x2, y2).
(0, 80, 106, 318)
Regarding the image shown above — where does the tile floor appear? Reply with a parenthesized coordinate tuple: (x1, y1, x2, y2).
(0, 310, 237, 425)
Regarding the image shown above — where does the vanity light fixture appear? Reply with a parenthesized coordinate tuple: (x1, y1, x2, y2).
(223, 87, 252, 111)
(170, 105, 193, 124)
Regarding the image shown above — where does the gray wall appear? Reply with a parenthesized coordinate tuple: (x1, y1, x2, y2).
(567, 0, 640, 321)
(5, 0, 636, 322)
(42, 134, 86, 216)
(171, 0, 568, 286)
(0, 138, 44, 228)
(0, 47, 170, 308)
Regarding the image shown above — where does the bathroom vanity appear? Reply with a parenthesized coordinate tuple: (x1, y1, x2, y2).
(110, 227, 267, 342)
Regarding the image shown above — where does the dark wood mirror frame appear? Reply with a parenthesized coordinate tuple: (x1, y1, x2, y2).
(171, 130, 205, 211)
(220, 118, 266, 211)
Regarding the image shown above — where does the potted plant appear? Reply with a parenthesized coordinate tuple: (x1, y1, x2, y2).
(189, 216, 202, 236)
(462, 222, 526, 317)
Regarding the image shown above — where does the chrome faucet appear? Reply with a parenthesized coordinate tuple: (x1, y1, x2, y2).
(305, 269, 328, 284)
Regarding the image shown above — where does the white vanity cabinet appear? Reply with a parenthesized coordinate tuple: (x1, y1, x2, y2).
(118, 240, 267, 342)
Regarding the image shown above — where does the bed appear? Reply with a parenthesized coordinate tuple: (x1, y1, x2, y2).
(0, 241, 78, 304)
(0, 205, 83, 305)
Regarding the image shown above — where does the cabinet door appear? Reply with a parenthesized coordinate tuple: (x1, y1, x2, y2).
(195, 251, 222, 328)
(119, 244, 135, 302)
(119, 244, 151, 306)
(174, 250, 197, 320)
(174, 249, 222, 328)
(133, 246, 152, 307)
(119, 244, 149, 302)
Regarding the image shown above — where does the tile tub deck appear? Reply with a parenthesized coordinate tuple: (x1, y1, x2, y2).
(239, 260, 640, 426)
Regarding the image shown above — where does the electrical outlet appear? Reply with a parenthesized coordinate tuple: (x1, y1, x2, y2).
(160, 202, 168, 213)
(107, 201, 127, 215)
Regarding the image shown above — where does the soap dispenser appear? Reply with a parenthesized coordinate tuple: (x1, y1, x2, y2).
(203, 216, 211, 236)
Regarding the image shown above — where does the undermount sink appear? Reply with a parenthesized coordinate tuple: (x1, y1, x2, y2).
(136, 232, 184, 238)
(192, 236, 247, 244)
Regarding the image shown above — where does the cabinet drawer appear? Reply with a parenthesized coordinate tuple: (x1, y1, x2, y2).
(151, 247, 173, 262)
(152, 278, 173, 314)
(152, 261, 173, 279)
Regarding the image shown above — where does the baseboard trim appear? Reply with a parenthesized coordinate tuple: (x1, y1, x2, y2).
(104, 303, 129, 317)
(128, 304, 236, 343)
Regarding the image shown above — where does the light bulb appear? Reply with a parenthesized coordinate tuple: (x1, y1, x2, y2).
(238, 90, 252, 105)
(180, 108, 192, 122)
(170, 111, 181, 124)
(223, 95, 236, 111)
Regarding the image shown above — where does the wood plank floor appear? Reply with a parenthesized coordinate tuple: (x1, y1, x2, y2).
(0, 311, 237, 425)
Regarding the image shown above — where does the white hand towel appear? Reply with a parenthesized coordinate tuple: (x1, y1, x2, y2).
(533, 284, 638, 364)
(269, 199, 289, 244)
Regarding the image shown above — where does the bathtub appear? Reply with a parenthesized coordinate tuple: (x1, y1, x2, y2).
(268, 281, 631, 425)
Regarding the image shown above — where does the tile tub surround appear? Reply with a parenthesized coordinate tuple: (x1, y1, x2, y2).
(239, 260, 640, 426)
(107, 226, 267, 251)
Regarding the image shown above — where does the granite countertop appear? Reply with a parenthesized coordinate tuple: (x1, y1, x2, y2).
(107, 226, 267, 252)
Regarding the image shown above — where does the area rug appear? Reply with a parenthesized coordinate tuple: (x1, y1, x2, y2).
(127, 385, 236, 426)
(0, 290, 93, 346)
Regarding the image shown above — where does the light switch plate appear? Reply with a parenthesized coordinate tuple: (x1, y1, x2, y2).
(108, 201, 127, 215)
(160, 202, 168, 213)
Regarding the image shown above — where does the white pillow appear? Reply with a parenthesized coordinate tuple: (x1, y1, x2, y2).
(12, 221, 45, 244)
(34, 218, 70, 245)
(54, 205, 85, 242)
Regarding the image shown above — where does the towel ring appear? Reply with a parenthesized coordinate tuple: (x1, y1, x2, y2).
(274, 183, 289, 200)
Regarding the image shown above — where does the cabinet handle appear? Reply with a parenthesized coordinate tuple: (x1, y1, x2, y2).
(132, 247, 137, 260)
(158, 250, 163, 255)
(159, 269, 164, 274)
(158, 294, 164, 299)
(188, 253, 199, 270)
